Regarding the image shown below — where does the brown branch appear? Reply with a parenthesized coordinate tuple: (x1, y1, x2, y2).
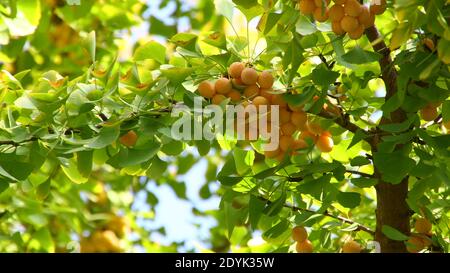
(256, 195, 375, 235)
(346, 170, 374, 178)
(317, 108, 363, 134)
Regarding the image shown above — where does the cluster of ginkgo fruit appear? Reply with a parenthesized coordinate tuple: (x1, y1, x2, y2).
(292, 226, 314, 253)
(298, 0, 387, 40)
(406, 217, 433, 253)
(80, 215, 129, 253)
(197, 62, 335, 161)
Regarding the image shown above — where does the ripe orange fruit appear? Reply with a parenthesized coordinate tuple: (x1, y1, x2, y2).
(329, 4, 345, 21)
(215, 78, 232, 94)
(280, 135, 294, 151)
(370, 0, 386, 15)
(296, 239, 313, 253)
(280, 108, 292, 124)
(244, 85, 260, 98)
(288, 103, 304, 112)
(420, 106, 438, 121)
(443, 120, 450, 130)
(198, 81, 215, 98)
(307, 121, 324, 135)
(241, 67, 258, 85)
(299, 0, 316, 15)
(344, 0, 363, 17)
(232, 77, 245, 87)
(348, 24, 365, 40)
(316, 133, 334, 153)
(340, 16, 359, 32)
(342, 240, 362, 253)
(120, 130, 138, 147)
(415, 218, 432, 234)
(212, 94, 227, 105)
(423, 38, 435, 51)
(332, 20, 346, 35)
(358, 5, 375, 28)
(292, 139, 308, 150)
(313, 7, 329, 22)
(253, 96, 269, 107)
(300, 131, 318, 143)
(292, 226, 308, 242)
(271, 94, 287, 107)
(281, 122, 297, 136)
(259, 88, 274, 101)
(291, 111, 308, 129)
(265, 147, 281, 158)
(228, 62, 245, 78)
(406, 236, 424, 253)
(227, 90, 241, 102)
(258, 70, 274, 89)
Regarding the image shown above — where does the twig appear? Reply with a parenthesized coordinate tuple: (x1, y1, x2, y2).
(256, 195, 375, 235)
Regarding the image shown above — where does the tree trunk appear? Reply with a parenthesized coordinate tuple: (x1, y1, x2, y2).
(374, 178, 410, 252)
(365, 26, 411, 252)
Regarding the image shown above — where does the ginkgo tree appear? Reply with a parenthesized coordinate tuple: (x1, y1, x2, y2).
(0, 0, 449, 253)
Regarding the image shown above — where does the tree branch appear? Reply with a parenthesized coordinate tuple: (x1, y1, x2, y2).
(346, 170, 374, 178)
(256, 195, 375, 235)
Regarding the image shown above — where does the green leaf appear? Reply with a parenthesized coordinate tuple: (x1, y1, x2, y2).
(133, 41, 166, 64)
(382, 225, 409, 241)
(235, 3, 264, 21)
(28, 228, 54, 253)
(262, 219, 289, 240)
(77, 151, 93, 178)
(161, 141, 184, 156)
(60, 157, 89, 184)
(351, 177, 378, 188)
(195, 140, 210, 156)
(373, 151, 416, 184)
(86, 126, 120, 149)
(284, 86, 315, 107)
(442, 100, 450, 123)
(233, 148, 255, 175)
(160, 66, 194, 84)
(214, 0, 234, 22)
(348, 129, 368, 149)
(379, 115, 417, 133)
(203, 31, 227, 50)
(0, 179, 9, 194)
(18, 0, 41, 26)
(249, 195, 265, 230)
(312, 65, 340, 88)
(300, 34, 318, 49)
(217, 156, 242, 186)
(341, 47, 381, 64)
(169, 33, 197, 49)
(108, 142, 160, 168)
(36, 178, 51, 200)
(336, 192, 361, 208)
(262, 12, 282, 34)
(263, 192, 286, 217)
(146, 156, 168, 180)
(350, 156, 371, 166)
(232, 0, 258, 9)
(297, 174, 331, 200)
